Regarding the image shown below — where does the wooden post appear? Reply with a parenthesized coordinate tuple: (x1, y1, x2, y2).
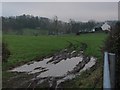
(109, 53, 115, 89)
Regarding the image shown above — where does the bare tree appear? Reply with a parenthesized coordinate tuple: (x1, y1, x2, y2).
(69, 19, 75, 34)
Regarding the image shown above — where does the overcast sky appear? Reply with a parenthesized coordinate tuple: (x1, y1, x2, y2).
(2, 2, 118, 22)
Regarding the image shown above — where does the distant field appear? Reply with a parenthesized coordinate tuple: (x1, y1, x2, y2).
(3, 33, 107, 69)
(22, 28, 48, 35)
(3, 28, 48, 35)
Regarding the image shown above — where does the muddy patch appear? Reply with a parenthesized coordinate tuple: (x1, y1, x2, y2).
(9, 48, 97, 88)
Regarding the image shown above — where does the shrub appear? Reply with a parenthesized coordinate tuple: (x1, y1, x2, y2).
(2, 42, 10, 62)
(104, 21, 120, 88)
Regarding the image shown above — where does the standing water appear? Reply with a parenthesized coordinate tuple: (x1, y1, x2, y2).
(10, 52, 96, 88)
(10, 56, 83, 76)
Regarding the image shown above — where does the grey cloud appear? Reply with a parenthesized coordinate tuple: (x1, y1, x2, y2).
(2, 2, 118, 22)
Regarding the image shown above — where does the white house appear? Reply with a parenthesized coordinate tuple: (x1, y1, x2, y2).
(101, 22, 111, 31)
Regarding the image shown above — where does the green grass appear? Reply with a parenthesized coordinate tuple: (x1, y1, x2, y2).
(22, 28, 48, 35)
(3, 33, 107, 69)
(0, 30, 1, 41)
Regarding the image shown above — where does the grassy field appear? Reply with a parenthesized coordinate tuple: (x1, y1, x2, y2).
(3, 33, 107, 69)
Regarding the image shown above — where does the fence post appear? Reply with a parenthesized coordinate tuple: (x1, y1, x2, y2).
(109, 53, 115, 88)
(103, 52, 111, 89)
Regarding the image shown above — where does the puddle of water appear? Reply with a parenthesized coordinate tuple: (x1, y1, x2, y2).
(71, 51, 76, 54)
(56, 57, 96, 87)
(10, 57, 52, 73)
(37, 57, 83, 77)
(80, 57, 96, 72)
(10, 55, 96, 88)
(10, 56, 83, 77)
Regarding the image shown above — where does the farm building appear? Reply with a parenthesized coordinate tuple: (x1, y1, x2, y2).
(101, 22, 111, 31)
(93, 22, 111, 32)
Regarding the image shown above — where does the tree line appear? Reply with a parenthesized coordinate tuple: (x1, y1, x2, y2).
(2, 14, 98, 35)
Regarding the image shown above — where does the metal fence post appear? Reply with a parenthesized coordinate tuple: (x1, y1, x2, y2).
(103, 52, 111, 89)
(109, 53, 115, 88)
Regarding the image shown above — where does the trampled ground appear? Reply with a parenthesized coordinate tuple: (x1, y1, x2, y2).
(3, 33, 107, 69)
(2, 33, 107, 88)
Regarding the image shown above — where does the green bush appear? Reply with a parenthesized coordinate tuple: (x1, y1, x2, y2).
(104, 21, 120, 88)
(2, 42, 10, 62)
